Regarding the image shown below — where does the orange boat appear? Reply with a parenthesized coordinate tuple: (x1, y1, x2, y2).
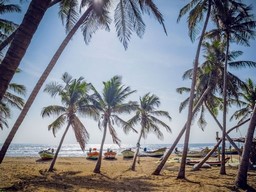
(86, 148, 99, 160)
(104, 150, 117, 160)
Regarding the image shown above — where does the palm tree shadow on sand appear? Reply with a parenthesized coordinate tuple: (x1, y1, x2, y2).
(1, 170, 159, 191)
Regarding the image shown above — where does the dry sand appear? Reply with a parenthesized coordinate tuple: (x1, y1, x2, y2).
(0, 155, 255, 191)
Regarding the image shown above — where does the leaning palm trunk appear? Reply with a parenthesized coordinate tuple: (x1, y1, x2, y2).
(152, 86, 211, 175)
(0, 6, 93, 164)
(235, 106, 256, 189)
(205, 103, 242, 156)
(177, 0, 212, 179)
(193, 118, 250, 171)
(131, 129, 143, 171)
(220, 35, 230, 175)
(94, 123, 108, 173)
(0, 0, 52, 101)
(48, 122, 71, 172)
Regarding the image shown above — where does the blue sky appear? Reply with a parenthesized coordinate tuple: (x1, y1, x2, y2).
(1, 0, 256, 146)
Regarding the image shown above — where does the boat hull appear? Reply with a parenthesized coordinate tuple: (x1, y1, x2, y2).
(38, 151, 54, 160)
(121, 150, 135, 158)
(86, 151, 99, 160)
(104, 151, 117, 159)
(141, 147, 166, 158)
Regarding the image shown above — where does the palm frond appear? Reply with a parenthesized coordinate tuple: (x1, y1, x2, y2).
(113, 114, 138, 134)
(108, 122, 121, 146)
(114, 0, 135, 49)
(41, 105, 67, 117)
(7, 83, 26, 96)
(197, 104, 207, 131)
(150, 110, 172, 121)
(71, 115, 89, 151)
(176, 87, 191, 94)
(179, 97, 189, 113)
(48, 114, 67, 137)
(2, 92, 24, 110)
(228, 61, 256, 69)
(81, 2, 111, 44)
(58, 0, 80, 33)
(139, 0, 167, 34)
(149, 115, 172, 133)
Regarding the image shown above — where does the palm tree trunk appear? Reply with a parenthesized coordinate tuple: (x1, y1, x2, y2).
(0, 0, 52, 101)
(152, 86, 211, 175)
(0, 6, 93, 164)
(48, 122, 71, 172)
(220, 34, 230, 175)
(94, 122, 108, 173)
(193, 118, 250, 171)
(235, 106, 256, 189)
(177, 0, 212, 179)
(205, 102, 242, 156)
(131, 129, 143, 171)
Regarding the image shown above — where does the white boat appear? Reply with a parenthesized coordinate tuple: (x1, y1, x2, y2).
(38, 148, 54, 160)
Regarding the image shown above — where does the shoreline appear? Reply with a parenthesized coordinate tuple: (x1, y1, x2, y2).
(1, 156, 255, 191)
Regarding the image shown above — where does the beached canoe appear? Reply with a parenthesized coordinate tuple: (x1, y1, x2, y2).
(38, 149, 54, 160)
(141, 147, 166, 158)
(175, 149, 217, 158)
(104, 151, 117, 160)
(121, 149, 135, 158)
(86, 148, 99, 160)
(186, 157, 230, 166)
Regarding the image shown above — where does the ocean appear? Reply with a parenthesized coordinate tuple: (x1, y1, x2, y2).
(0, 143, 218, 158)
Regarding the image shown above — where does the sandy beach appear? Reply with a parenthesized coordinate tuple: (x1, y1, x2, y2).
(0, 155, 255, 192)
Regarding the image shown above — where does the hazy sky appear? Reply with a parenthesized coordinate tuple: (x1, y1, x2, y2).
(1, 1, 256, 146)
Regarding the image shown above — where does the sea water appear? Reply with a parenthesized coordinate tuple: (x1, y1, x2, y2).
(0, 143, 217, 157)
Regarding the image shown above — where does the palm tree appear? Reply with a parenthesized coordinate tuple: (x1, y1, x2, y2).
(176, 0, 213, 179)
(176, 0, 254, 179)
(125, 93, 171, 171)
(0, 0, 167, 164)
(42, 72, 97, 172)
(206, 1, 256, 174)
(234, 79, 256, 188)
(91, 76, 137, 173)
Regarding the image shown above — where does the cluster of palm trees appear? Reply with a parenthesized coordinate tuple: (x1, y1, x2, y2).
(0, 0, 256, 190)
(41, 73, 171, 173)
(152, 0, 256, 188)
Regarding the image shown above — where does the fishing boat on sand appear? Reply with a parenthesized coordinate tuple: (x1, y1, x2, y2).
(38, 148, 54, 160)
(86, 148, 99, 160)
(140, 147, 166, 158)
(186, 157, 230, 166)
(121, 149, 135, 158)
(175, 147, 217, 158)
(104, 149, 117, 160)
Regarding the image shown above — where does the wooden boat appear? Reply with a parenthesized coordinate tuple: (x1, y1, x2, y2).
(104, 150, 117, 160)
(142, 147, 166, 158)
(38, 149, 54, 160)
(175, 149, 217, 158)
(86, 148, 99, 160)
(121, 149, 135, 158)
(186, 157, 230, 166)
